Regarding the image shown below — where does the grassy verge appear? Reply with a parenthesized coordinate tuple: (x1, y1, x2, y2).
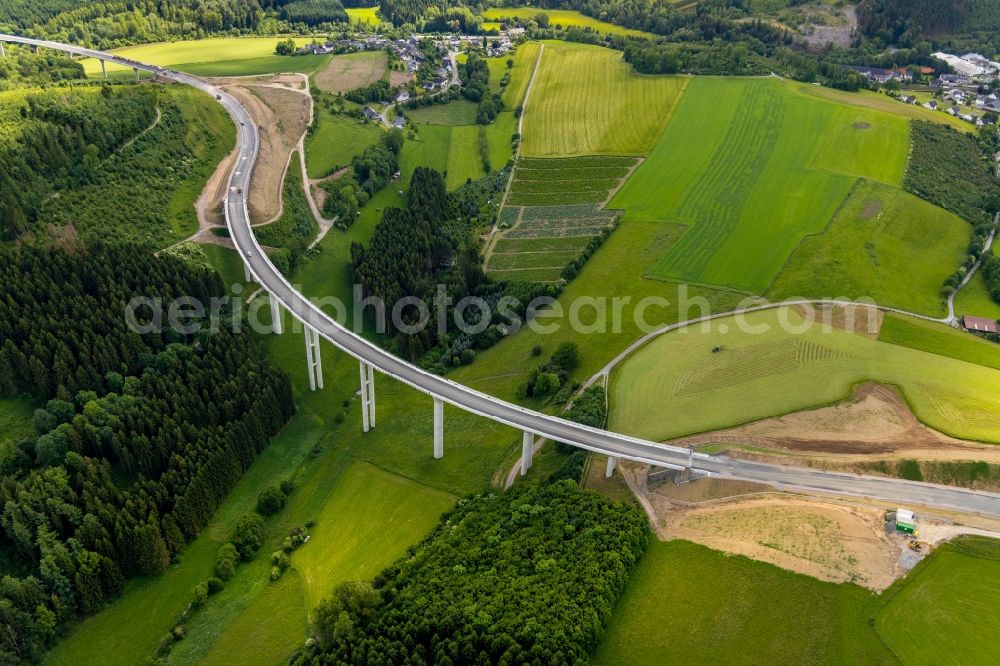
(879, 313, 1000, 371)
(595, 540, 894, 664)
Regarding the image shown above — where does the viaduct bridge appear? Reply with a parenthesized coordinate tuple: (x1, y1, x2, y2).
(4, 33, 1000, 518)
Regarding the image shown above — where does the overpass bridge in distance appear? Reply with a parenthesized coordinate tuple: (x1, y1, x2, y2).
(4, 33, 1000, 518)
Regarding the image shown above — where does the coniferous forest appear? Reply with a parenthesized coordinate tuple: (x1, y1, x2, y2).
(0, 243, 295, 662)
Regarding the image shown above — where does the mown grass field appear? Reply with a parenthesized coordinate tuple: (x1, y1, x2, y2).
(81, 37, 327, 77)
(305, 111, 382, 178)
(482, 7, 654, 37)
(767, 180, 967, 315)
(521, 41, 688, 156)
(595, 540, 893, 665)
(875, 537, 1000, 666)
(611, 77, 910, 294)
(609, 307, 1000, 443)
(798, 83, 974, 132)
(878, 313, 1000, 371)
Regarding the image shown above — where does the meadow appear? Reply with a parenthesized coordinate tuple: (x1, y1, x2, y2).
(609, 307, 1000, 443)
(305, 111, 382, 178)
(767, 180, 968, 315)
(520, 41, 688, 156)
(798, 83, 974, 132)
(482, 7, 654, 37)
(594, 540, 893, 665)
(402, 116, 514, 189)
(80, 37, 327, 77)
(346, 5, 381, 26)
(406, 99, 480, 125)
(490, 41, 541, 108)
(878, 313, 1000, 371)
(954, 270, 1000, 320)
(875, 537, 1000, 665)
(611, 77, 910, 294)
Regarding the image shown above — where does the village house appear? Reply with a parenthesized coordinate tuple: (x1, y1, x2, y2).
(363, 106, 380, 121)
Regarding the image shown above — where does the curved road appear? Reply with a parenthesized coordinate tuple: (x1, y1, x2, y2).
(5, 34, 1000, 518)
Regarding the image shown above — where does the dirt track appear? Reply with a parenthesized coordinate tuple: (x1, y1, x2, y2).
(668, 382, 1000, 463)
(219, 80, 310, 224)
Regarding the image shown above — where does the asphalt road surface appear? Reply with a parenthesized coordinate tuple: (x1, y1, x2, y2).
(5, 33, 1000, 518)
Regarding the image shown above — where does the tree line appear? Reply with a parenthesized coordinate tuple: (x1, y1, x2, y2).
(0, 242, 295, 663)
(321, 130, 403, 227)
(295, 477, 649, 665)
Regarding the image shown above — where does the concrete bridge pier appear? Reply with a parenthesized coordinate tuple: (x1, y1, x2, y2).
(605, 456, 617, 478)
(134, 67, 140, 82)
(433, 397, 443, 459)
(520, 431, 534, 476)
(0, 43, 6, 58)
(243, 260, 252, 283)
(303, 326, 322, 391)
(269, 295, 282, 334)
(359, 361, 375, 432)
(101, 60, 107, 79)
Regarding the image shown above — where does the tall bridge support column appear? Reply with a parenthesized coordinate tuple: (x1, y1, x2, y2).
(303, 326, 322, 391)
(359, 361, 375, 432)
(269, 295, 282, 334)
(520, 432, 534, 476)
(0, 43, 6, 58)
(605, 456, 617, 478)
(101, 60, 107, 79)
(243, 260, 252, 283)
(433, 398, 443, 459)
(365, 362, 375, 428)
(134, 67, 140, 82)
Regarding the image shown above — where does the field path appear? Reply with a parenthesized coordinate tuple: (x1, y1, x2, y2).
(484, 43, 544, 265)
(947, 217, 997, 323)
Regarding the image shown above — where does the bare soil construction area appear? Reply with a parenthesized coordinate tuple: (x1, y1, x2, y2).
(215, 78, 310, 224)
(613, 460, 1000, 591)
(669, 383, 1000, 465)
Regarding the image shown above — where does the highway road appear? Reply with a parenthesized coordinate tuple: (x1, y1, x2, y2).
(5, 33, 1000, 518)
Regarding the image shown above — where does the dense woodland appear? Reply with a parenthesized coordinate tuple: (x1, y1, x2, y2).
(0, 85, 158, 240)
(0, 0, 350, 49)
(297, 479, 649, 665)
(1, 82, 229, 248)
(0, 243, 295, 662)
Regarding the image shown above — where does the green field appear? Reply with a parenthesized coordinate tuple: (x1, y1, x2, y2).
(595, 540, 893, 665)
(81, 37, 328, 77)
(878, 313, 1000, 371)
(875, 538, 1000, 666)
(521, 42, 688, 156)
(798, 83, 975, 133)
(346, 5, 381, 26)
(768, 180, 967, 315)
(955, 268, 1000, 320)
(406, 99, 480, 125)
(293, 462, 454, 608)
(482, 7, 654, 37)
(401, 121, 510, 189)
(491, 41, 541, 108)
(0, 398, 35, 463)
(611, 77, 910, 293)
(305, 111, 382, 178)
(609, 307, 1000, 443)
